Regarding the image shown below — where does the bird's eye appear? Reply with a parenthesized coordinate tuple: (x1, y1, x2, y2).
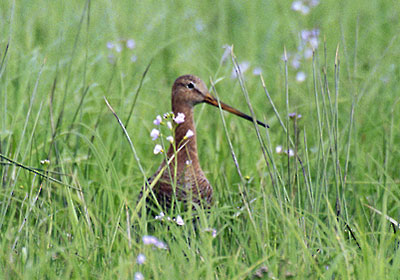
(187, 82, 195, 89)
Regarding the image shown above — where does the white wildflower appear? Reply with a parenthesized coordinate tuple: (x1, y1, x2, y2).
(291, 1, 303, 11)
(285, 149, 295, 157)
(167, 121, 173, 130)
(184, 129, 194, 139)
(301, 30, 311, 41)
(175, 215, 185, 226)
(126, 39, 136, 49)
(296, 71, 306, 82)
(304, 48, 313, 59)
(289, 113, 302, 120)
(155, 212, 165, 220)
(203, 228, 217, 238)
(173, 112, 185, 124)
(136, 253, 146, 265)
(153, 115, 162, 125)
(142, 235, 168, 250)
(231, 61, 250, 79)
(253, 67, 262, 75)
(153, 144, 163, 155)
(309, 37, 319, 49)
(40, 159, 50, 165)
(106, 41, 114, 50)
(134, 272, 144, 280)
(292, 1, 310, 15)
(142, 235, 158, 245)
(155, 240, 168, 250)
(150, 129, 160, 141)
(220, 44, 232, 64)
(300, 5, 310, 14)
(291, 54, 301, 69)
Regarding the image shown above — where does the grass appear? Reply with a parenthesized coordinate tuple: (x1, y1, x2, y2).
(1, 0, 400, 278)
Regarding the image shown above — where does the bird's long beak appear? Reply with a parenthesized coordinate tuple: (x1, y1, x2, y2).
(204, 93, 269, 128)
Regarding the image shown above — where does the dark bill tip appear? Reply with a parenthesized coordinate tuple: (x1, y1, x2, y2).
(204, 93, 269, 128)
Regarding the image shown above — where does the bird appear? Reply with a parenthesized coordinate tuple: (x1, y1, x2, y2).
(141, 74, 268, 212)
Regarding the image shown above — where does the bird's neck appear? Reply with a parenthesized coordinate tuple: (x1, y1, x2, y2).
(166, 104, 200, 171)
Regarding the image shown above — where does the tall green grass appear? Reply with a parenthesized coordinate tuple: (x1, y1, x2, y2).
(1, 0, 400, 278)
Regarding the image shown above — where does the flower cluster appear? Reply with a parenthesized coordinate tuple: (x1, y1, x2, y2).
(155, 212, 185, 226)
(142, 235, 168, 249)
(285, 28, 320, 83)
(291, 0, 319, 15)
(136, 253, 146, 264)
(274, 113, 302, 158)
(134, 272, 144, 280)
(106, 38, 137, 64)
(150, 112, 194, 155)
(173, 112, 185, 124)
(231, 61, 250, 79)
(276, 145, 295, 157)
(230, 60, 264, 78)
(203, 227, 217, 238)
(286, 0, 320, 83)
(289, 112, 302, 120)
(134, 234, 168, 279)
(220, 45, 263, 78)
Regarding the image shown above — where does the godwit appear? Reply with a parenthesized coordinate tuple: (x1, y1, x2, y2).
(142, 75, 267, 210)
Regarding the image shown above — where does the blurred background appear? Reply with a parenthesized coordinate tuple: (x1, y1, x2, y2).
(1, 0, 400, 278)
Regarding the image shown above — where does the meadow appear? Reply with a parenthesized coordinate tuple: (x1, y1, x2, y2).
(1, 0, 400, 279)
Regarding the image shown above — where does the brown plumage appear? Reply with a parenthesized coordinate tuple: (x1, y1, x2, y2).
(142, 75, 268, 211)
